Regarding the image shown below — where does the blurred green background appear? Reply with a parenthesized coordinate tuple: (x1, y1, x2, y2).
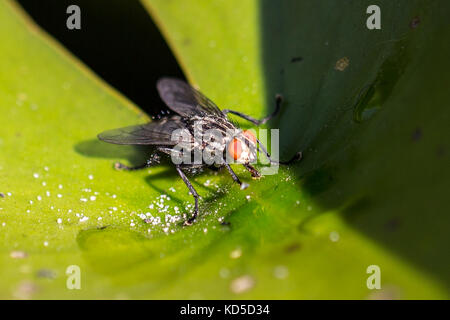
(0, 0, 448, 299)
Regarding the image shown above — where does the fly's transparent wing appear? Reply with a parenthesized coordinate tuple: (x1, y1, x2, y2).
(157, 77, 224, 117)
(98, 116, 188, 145)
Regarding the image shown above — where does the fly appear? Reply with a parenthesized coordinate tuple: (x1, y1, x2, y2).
(98, 78, 301, 225)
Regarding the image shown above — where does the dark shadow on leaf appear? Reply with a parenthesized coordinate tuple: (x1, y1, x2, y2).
(74, 139, 151, 166)
(260, 0, 450, 289)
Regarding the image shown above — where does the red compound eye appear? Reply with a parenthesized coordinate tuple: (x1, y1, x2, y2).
(228, 138, 242, 160)
(228, 131, 256, 161)
(242, 130, 256, 144)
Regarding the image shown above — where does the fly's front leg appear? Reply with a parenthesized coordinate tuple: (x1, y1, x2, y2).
(225, 163, 249, 190)
(222, 94, 283, 126)
(256, 140, 302, 165)
(243, 163, 261, 179)
(114, 153, 161, 171)
(176, 165, 200, 225)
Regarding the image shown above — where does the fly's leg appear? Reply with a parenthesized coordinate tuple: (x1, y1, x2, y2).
(114, 154, 160, 171)
(243, 163, 261, 178)
(256, 140, 302, 165)
(176, 165, 199, 225)
(225, 164, 249, 189)
(222, 94, 283, 125)
(224, 163, 241, 184)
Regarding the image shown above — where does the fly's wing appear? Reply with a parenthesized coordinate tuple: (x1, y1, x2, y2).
(157, 77, 224, 117)
(98, 116, 188, 145)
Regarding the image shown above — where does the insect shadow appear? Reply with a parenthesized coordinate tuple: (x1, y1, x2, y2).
(74, 139, 151, 166)
(143, 168, 229, 210)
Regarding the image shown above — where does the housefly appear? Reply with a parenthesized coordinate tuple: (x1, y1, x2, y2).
(98, 78, 301, 225)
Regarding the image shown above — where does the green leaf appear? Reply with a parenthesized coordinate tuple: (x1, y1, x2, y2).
(0, 0, 448, 300)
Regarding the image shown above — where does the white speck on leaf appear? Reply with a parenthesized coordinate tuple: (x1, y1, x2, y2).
(10, 250, 28, 259)
(329, 231, 340, 242)
(230, 248, 242, 259)
(230, 275, 255, 294)
(273, 266, 289, 279)
(240, 183, 249, 190)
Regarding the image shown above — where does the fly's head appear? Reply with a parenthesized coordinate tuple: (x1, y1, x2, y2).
(227, 129, 257, 164)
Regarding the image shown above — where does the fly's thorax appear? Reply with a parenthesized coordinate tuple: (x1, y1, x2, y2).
(190, 115, 238, 165)
(189, 115, 235, 148)
(170, 115, 259, 166)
